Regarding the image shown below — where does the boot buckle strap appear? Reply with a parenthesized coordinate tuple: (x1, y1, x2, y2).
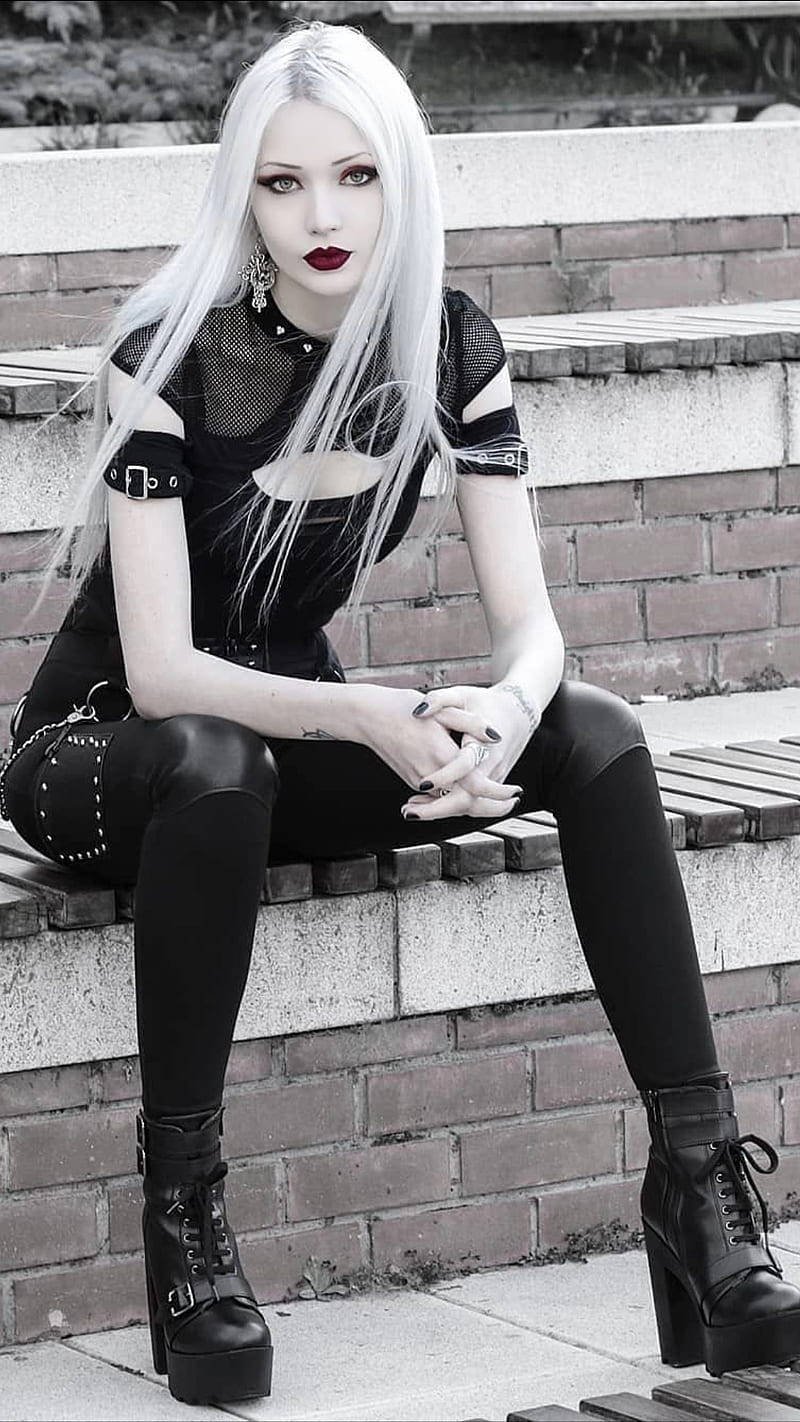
(168, 1281, 195, 1317)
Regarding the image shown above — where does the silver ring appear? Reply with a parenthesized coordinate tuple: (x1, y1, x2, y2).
(437, 787, 451, 797)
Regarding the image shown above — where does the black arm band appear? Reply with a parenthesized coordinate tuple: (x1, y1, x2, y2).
(103, 430, 193, 500)
(455, 405, 530, 479)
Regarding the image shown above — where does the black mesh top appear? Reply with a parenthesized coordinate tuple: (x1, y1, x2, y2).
(61, 285, 527, 654)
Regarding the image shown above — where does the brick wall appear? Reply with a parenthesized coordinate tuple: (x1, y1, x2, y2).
(1, 964, 798, 1344)
(3, 216, 800, 349)
(3, 465, 799, 745)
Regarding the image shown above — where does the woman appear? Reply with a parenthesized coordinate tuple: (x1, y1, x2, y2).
(1, 18, 798, 1410)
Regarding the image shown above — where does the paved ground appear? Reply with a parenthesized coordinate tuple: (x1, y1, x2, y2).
(3, 687, 800, 1420)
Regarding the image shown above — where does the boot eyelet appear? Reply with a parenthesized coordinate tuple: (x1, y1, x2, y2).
(191, 1264, 203, 1274)
(715, 1173, 725, 1182)
(721, 1204, 730, 1212)
(725, 1221, 735, 1229)
(186, 1250, 196, 1260)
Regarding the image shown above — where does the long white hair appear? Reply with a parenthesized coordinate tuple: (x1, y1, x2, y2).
(34, 19, 521, 639)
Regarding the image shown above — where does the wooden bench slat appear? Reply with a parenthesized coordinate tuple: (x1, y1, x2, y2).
(656, 779, 747, 845)
(311, 855, 378, 895)
(506, 1407, 582, 1421)
(0, 849, 116, 928)
(654, 759, 800, 839)
(723, 1366, 800, 1407)
(660, 752, 800, 804)
(441, 830, 506, 879)
(579, 1391, 693, 1419)
(674, 746, 800, 782)
(484, 816, 562, 870)
(780, 736, 800, 746)
(263, 862, 314, 903)
(0, 374, 58, 417)
(651, 1377, 800, 1420)
(0, 881, 41, 939)
(729, 739, 800, 763)
(377, 843, 442, 888)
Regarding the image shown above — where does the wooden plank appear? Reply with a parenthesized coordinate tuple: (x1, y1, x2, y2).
(506, 1407, 582, 1421)
(724, 1365, 800, 1407)
(780, 736, 800, 746)
(660, 752, 800, 804)
(440, 830, 506, 879)
(483, 816, 562, 870)
(729, 739, 800, 764)
(578, 1392, 695, 1419)
(0, 374, 57, 417)
(263, 861, 314, 903)
(0, 826, 56, 864)
(0, 849, 116, 928)
(311, 855, 378, 895)
(0, 881, 41, 939)
(655, 779, 746, 846)
(377, 843, 442, 888)
(654, 760, 800, 839)
(674, 745, 800, 782)
(651, 1378, 800, 1419)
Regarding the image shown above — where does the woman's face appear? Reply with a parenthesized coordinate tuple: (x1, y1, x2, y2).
(252, 100, 382, 318)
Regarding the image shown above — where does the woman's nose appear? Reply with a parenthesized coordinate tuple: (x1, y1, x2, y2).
(307, 184, 343, 235)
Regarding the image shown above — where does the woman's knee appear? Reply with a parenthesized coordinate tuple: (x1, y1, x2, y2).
(538, 680, 648, 803)
(148, 714, 280, 815)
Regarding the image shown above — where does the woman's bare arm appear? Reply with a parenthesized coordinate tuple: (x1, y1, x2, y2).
(107, 364, 369, 741)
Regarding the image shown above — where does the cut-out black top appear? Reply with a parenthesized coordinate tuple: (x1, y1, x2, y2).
(60, 285, 528, 664)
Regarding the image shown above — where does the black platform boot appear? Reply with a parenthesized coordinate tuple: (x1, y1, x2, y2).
(137, 1106, 273, 1405)
(641, 1075, 800, 1376)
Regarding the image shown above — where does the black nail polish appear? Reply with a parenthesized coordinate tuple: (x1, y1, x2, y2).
(412, 701, 429, 717)
(419, 779, 433, 792)
(486, 726, 502, 741)
(405, 811, 420, 820)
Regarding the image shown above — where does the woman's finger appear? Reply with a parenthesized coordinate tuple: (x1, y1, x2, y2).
(425, 706, 502, 742)
(462, 772, 524, 801)
(416, 739, 497, 793)
(412, 688, 467, 717)
(402, 792, 521, 822)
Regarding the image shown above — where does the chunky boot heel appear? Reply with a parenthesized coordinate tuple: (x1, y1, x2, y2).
(641, 1077, 800, 1376)
(136, 1107, 273, 1405)
(643, 1224, 704, 1366)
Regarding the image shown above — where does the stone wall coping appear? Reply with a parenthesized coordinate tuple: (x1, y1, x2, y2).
(5, 123, 800, 256)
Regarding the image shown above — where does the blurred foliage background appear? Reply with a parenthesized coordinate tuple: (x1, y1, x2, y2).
(0, 0, 757, 136)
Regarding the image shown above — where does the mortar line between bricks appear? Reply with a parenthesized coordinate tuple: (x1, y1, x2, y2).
(59, 1338, 239, 1419)
(424, 1286, 647, 1366)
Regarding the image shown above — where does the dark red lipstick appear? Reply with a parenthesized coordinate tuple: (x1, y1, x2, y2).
(304, 247, 351, 271)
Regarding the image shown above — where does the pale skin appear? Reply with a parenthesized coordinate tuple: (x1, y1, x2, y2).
(107, 100, 565, 820)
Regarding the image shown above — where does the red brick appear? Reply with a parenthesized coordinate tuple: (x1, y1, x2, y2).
(364, 539, 429, 603)
(535, 1036, 636, 1109)
(492, 267, 569, 318)
(712, 514, 800, 574)
(287, 1138, 450, 1221)
(109, 1161, 279, 1252)
(623, 1081, 778, 1172)
(784, 1083, 800, 1145)
(349, 665, 435, 689)
(788, 216, 800, 247)
(0, 639, 51, 704)
(0, 576, 71, 639)
(582, 638, 711, 698)
(0, 254, 52, 296)
(325, 611, 366, 668)
(779, 467, 800, 507)
(367, 1053, 527, 1135)
(781, 964, 800, 1002)
(7, 1106, 135, 1189)
(55, 247, 169, 291)
(643, 471, 774, 518)
(780, 574, 800, 627)
(0, 1063, 90, 1117)
(577, 522, 704, 584)
(457, 997, 609, 1050)
(461, 1111, 616, 1196)
(224, 1078, 354, 1158)
(717, 628, 800, 685)
(0, 1188, 99, 1270)
(646, 576, 773, 640)
(537, 482, 637, 526)
(436, 529, 568, 593)
(536, 1176, 643, 1250)
(0, 289, 129, 350)
(285, 1016, 449, 1076)
(431, 657, 493, 688)
(610, 256, 723, 310)
(674, 216, 784, 255)
(372, 1199, 531, 1270)
(13, 1255, 146, 1342)
(226, 1038, 273, 1086)
(446, 228, 555, 268)
(0, 532, 59, 575)
(245, 1222, 363, 1302)
(704, 966, 779, 1016)
(550, 586, 641, 648)
(97, 1057, 141, 1103)
(369, 601, 489, 665)
(443, 268, 489, 308)
(715, 1010, 800, 1082)
(725, 251, 800, 302)
(562, 222, 673, 262)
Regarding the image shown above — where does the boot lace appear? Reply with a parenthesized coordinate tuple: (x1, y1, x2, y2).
(696, 1133, 781, 1269)
(169, 1161, 235, 1291)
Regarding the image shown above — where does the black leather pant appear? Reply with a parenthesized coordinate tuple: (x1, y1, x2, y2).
(3, 678, 719, 1115)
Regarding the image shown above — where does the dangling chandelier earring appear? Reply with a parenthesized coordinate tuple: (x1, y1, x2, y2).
(239, 239, 277, 312)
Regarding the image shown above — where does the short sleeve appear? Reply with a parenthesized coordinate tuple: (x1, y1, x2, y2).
(110, 321, 185, 421)
(454, 290, 509, 415)
(103, 430, 194, 500)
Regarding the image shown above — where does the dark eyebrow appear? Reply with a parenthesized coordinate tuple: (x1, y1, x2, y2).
(257, 151, 371, 172)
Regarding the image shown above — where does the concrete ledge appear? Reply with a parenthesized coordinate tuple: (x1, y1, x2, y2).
(5, 124, 800, 256)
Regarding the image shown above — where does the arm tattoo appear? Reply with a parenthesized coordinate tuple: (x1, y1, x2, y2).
(300, 726, 339, 740)
(500, 682, 540, 732)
